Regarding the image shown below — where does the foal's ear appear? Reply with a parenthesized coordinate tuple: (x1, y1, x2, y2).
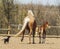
(46, 22, 48, 24)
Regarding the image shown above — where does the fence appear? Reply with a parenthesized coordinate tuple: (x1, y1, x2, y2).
(0, 25, 60, 38)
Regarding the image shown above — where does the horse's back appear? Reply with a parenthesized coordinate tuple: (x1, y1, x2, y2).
(26, 19, 36, 31)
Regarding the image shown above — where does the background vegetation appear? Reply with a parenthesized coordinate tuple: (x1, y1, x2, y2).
(0, 0, 60, 35)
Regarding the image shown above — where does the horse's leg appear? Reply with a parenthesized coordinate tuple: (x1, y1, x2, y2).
(29, 29, 32, 44)
(21, 30, 25, 42)
(32, 29, 35, 44)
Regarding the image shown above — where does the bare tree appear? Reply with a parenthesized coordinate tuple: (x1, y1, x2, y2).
(2, 0, 18, 25)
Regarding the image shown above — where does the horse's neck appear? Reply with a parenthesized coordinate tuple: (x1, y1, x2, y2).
(29, 16, 35, 22)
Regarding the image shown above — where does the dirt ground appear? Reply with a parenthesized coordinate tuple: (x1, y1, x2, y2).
(0, 36, 60, 49)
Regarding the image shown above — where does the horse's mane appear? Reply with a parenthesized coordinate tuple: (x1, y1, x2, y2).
(27, 10, 35, 20)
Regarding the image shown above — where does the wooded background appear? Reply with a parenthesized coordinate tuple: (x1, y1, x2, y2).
(0, 0, 60, 35)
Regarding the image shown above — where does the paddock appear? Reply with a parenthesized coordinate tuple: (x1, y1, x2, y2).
(0, 35, 60, 49)
(0, 26, 60, 49)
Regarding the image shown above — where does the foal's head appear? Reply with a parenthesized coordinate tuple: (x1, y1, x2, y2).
(44, 22, 49, 28)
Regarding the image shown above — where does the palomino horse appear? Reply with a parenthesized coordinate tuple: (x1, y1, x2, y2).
(15, 10, 36, 44)
(36, 22, 49, 43)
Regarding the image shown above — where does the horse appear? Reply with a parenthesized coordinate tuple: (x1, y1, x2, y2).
(15, 10, 36, 44)
(36, 22, 49, 44)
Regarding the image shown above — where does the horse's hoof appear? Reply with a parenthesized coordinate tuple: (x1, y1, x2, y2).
(32, 42, 35, 44)
(21, 39, 23, 42)
(39, 42, 41, 44)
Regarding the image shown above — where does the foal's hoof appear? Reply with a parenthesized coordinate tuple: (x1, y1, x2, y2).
(42, 42, 45, 44)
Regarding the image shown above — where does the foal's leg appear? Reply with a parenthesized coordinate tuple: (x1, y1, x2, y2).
(42, 34, 46, 44)
(39, 32, 41, 43)
(21, 30, 25, 42)
(42, 30, 46, 44)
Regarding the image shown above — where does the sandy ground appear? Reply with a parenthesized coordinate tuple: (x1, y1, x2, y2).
(0, 36, 60, 49)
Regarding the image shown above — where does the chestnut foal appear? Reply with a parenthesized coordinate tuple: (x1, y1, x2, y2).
(36, 22, 49, 44)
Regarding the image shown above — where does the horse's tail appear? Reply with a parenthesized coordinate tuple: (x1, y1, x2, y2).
(15, 21, 28, 36)
(18, 21, 28, 42)
(21, 30, 25, 42)
(20, 21, 29, 42)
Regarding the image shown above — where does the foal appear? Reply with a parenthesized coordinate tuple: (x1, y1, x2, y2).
(36, 22, 49, 43)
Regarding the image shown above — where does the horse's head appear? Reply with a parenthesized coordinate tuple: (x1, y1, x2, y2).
(27, 10, 34, 17)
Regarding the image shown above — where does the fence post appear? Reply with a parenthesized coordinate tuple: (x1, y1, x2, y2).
(8, 25, 11, 36)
